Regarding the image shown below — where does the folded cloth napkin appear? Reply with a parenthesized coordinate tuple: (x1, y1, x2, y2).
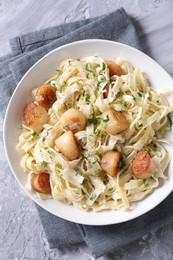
(1, 5, 173, 259)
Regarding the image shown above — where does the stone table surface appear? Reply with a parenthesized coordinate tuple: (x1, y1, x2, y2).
(1, 0, 173, 259)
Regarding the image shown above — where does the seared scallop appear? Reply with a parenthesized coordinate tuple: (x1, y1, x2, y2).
(32, 172, 51, 194)
(106, 60, 123, 77)
(102, 109, 129, 135)
(60, 108, 86, 133)
(101, 151, 121, 177)
(36, 84, 56, 110)
(55, 131, 80, 160)
(132, 151, 156, 179)
(24, 102, 48, 132)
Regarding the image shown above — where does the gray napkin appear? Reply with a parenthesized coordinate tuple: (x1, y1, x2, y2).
(1, 6, 173, 259)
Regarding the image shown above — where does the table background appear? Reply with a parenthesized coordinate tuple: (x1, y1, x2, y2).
(1, 0, 173, 259)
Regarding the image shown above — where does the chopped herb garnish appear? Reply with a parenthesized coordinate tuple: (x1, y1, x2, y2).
(44, 147, 48, 150)
(88, 117, 98, 125)
(149, 91, 152, 97)
(150, 171, 155, 179)
(102, 115, 109, 122)
(48, 150, 54, 155)
(144, 180, 149, 188)
(59, 84, 66, 93)
(55, 167, 60, 174)
(119, 92, 125, 97)
(119, 156, 125, 169)
(139, 123, 143, 128)
(132, 95, 136, 101)
(93, 160, 98, 164)
(63, 125, 68, 130)
(59, 174, 64, 179)
(101, 62, 106, 71)
(91, 169, 100, 176)
(42, 162, 48, 167)
(81, 179, 88, 186)
(81, 153, 87, 159)
(31, 131, 37, 137)
(86, 73, 90, 79)
(89, 194, 96, 201)
(81, 189, 85, 195)
(144, 146, 156, 157)
(134, 123, 137, 130)
(85, 63, 93, 73)
(167, 113, 172, 130)
(103, 179, 109, 185)
(84, 91, 90, 100)
(56, 69, 62, 76)
(108, 188, 114, 192)
(137, 92, 143, 97)
(76, 168, 83, 176)
(77, 81, 81, 86)
(118, 99, 128, 107)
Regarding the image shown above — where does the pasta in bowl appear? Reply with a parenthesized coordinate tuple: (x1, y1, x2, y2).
(4, 40, 173, 225)
(16, 55, 172, 211)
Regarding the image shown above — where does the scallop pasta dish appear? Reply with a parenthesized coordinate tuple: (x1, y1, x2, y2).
(16, 56, 173, 211)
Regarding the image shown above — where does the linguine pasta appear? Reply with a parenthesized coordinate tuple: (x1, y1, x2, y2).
(16, 56, 173, 211)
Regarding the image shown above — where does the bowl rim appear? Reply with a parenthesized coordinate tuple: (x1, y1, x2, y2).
(3, 39, 173, 225)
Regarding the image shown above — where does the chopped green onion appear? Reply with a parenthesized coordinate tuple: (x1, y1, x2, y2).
(144, 180, 149, 188)
(86, 73, 90, 79)
(48, 150, 54, 155)
(119, 92, 125, 97)
(102, 115, 109, 122)
(149, 91, 152, 97)
(44, 147, 48, 150)
(55, 167, 60, 174)
(91, 169, 100, 176)
(77, 81, 81, 86)
(59, 84, 66, 93)
(132, 95, 136, 101)
(89, 194, 96, 201)
(81, 189, 85, 195)
(93, 160, 98, 165)
(88, 117, 98, 125)
(81, 179, 88, 186)
(118, 99, 128, 107)
(101, 62, 106, 71)
(56, 69, 62, 76)
(31, 131, 37, 137)
(137, 92, 143, 97)
(76, 167, 83, 176)
(42, 162, 48, 167)
(119, 155, 125, 169)
(81, 153, 87, 159)
(150, 171, 155, 179)
(134, 123, 137, 130)
(85, 63, 93, 72)
(167, 113, 172, 130)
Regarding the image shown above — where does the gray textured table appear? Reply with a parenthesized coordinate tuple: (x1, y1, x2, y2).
(1, 1, 173, 259)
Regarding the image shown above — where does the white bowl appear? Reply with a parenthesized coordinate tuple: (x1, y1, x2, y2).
(3, 39, 173, 225)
